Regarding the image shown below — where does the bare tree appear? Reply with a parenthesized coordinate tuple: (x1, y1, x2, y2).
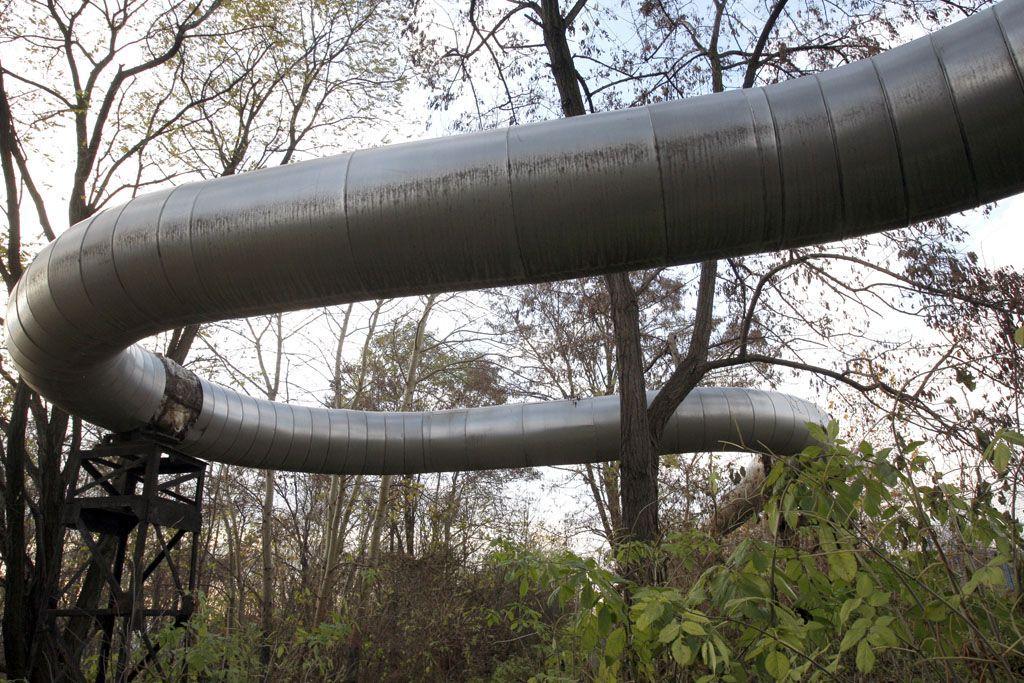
(1, 2, 227, 674)
(421, 0, 1016, 560)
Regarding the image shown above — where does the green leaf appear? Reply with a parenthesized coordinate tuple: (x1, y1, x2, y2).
(965, 564, 1005, 594)
(636, 601, 663, 631)
(605, 627, 626, 660)
(1014, 327, 1024, 347)
(598, 604, 613, 633)
(765, 461, 787, 487)
(856, 573, 873, 598)
(924, 601, 946, 622)
(659, 622, 681, 643)
(704, 640, 718, 672)
(817, 526, 837, 553)
(863, 485, 881, 518)
(807, 421, 828, 444)
(868, 624, 899, 648)
(767, 503, 780, 535)
(839, 597, 861, 625)
(672, 639, 694, 667)
(856, 639, 876, 673)
(903, 440, 925, 454)
(582, 621, 599, 651)
(712, 633, 733, 665)
(992, 442, 1011, 475)
(867, 591, 890, 607)
(581, 581, 596, 609)
(829, 550, 857, 583)
(979, 564, 1006, 587)
(680, 620, 707, 636)
(839, 622, 867, 653)
(764, 650, 790, 681)
(750, 548, 770, 573)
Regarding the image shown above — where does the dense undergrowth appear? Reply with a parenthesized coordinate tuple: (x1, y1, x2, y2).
(125, 422, 1024, 681)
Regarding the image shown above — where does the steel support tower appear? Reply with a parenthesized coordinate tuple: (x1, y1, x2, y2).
(50, 434, 206, 682)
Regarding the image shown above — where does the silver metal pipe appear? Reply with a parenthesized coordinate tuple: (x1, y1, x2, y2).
(6, 0, 1024, 473)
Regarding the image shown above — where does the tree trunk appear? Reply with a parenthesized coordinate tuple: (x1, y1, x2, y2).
(584, 463, 616, 543)
(535, 0, 662, 547)
(313, 304, 355, 624)
(403, 476, 417, 556)
(353, 296, 436, 681)
(539, 0, 586, 117)
(260, 470, 274, 667)
(368, 295, 436, 566)
(603, 462, 624, 535)
(368, 475, 393, 567)
(607, 273, 660, 544)
(314, 475, 347, 624)
(647, 261, 718, 444)
(2, 382, 31, 680)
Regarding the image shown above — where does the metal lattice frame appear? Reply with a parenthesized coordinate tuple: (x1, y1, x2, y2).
(51, 436, 206, 682)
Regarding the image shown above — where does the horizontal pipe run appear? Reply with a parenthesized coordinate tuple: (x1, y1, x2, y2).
(6, 0, 1024, 472)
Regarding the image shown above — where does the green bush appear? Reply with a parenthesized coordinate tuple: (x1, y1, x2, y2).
(490, 422, 1024, 681)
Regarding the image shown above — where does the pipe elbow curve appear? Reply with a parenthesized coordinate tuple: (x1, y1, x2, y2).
(7, 0, 1024, 473)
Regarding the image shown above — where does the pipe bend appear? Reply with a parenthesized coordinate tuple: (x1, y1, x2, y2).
(7, 0, 1024, 473)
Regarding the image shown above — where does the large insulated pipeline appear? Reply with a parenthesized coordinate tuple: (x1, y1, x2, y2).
(6, 1, 1024, 473)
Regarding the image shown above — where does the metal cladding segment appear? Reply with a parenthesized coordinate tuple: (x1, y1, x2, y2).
(152, 183, 213, 321)
(286, 406, 315, 472)
(381, 411, 406, 473)
(185, 156, 363, 317)
(696, 389, 732, 452)
(765, 74, 846, 245)
(740, 88, 786, 252)
(873, 31, 977, 220)
(15, 242, 76, 371)
(305, 408, 332, 473)
(362, 411, 387, 472)
(815, 60, 906, 232)
(339, 410, 367, 474)
(465, 403, 526, 470)
(248, 398, 278, 467)
(509, 108, 666, 278)
(346, 129, 524, 295)
(649, 90, 767, 260)
(521, 396, 600, 468)
(937, 6, 1024, 202)
(81, 204, 146, 337)
(110, 188, 181, 324)
(402, 413, 425, 473)
(174, 387, 827, 474)
(999, 0, 1024, 80)
(44, 217, 110, 352)
(745, 390, 779, 449)
(186, 377, 222, 457)
(6, 1, 1024, 474)
(424, 410, 466, 473)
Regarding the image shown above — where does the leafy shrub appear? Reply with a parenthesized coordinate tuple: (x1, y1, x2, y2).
(490, 422, 1024, 681)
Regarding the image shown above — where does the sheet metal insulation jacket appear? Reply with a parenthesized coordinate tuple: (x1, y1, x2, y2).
(6, 0, 1024, 473)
